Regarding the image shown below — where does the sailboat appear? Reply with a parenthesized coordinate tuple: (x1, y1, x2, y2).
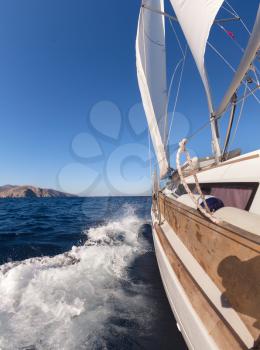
(136, 1, 260, 349)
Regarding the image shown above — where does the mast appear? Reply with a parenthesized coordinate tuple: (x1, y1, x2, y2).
(221, 93, 237, 159)
(210, 113, 221, 160)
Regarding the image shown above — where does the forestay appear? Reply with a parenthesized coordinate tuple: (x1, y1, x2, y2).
(136, 0, 169, 179)
(169, 0, 224, 112)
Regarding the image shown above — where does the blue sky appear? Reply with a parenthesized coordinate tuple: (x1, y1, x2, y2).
(0, 0, 259, 195)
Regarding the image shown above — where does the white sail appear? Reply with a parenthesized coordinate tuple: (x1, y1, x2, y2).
(215, 5, 260, 117)
(169, 0, 224, 112)
(136, 0, 169, 179)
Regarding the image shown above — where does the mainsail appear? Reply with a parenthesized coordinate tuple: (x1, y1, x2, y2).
(136, 0, 169, 179)
(169, 0, 224, 112)
(215, 5, 260, 117)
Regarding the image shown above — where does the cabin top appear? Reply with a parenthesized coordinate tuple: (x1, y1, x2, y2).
(182, 150, 260, 216)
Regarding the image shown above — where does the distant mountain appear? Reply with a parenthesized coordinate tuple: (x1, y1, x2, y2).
(0, 185, 76, 198)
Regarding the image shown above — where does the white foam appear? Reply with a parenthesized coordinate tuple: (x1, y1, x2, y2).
(0, 208, 152, 350)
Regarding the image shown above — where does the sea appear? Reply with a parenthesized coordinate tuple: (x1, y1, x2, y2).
(0, 197, 187, 350)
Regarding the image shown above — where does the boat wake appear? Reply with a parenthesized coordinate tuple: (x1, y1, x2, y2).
(0, 206, 154, 350)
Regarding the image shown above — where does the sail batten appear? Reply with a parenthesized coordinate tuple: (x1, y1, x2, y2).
(136, 0, 169, 179)
(169, 0, 224, 112)
(215, 5, 260, 117)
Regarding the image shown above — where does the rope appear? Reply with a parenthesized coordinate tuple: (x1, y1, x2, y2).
(176, 138, 221, 224)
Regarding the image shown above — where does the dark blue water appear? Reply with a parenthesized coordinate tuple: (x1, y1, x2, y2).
(0, 197, 186, 350)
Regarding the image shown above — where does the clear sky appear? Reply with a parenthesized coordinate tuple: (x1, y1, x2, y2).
(0, 0, 259, 196)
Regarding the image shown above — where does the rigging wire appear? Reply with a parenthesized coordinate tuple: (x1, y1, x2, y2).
(148, 130, 152, 178)
(168, 17, 184, 57)
(185, 82, 259, 147)
(224, 0, 251, 35)
(163, 16, 185, 144)
(251, 65, 260, 86)
(185, 83, 259, 150)
(161, 16, 187, 165)
(235, 84, 260, 105)
(164, 57, 184, 146)
(208, 41, 236, 73)
(215, 12, 260, 101)
(219, 1, 260, 89)
(207, 41, 260, 104)
(216, 23, 260, 78)
(222, 5, 238, 18)
(217, 24, 245, 53)
(221, 2, 260, 80)
(166, 46, 187, 147)
(186, 119, 212, 142)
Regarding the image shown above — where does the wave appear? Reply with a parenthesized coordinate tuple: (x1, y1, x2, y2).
(0, 206, 153, 350)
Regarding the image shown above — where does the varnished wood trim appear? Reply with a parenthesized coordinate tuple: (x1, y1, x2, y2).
(157, 193, 260, 341)
(159, 192, 260, 246)
(154, 223, 247, 349)
(164, 198, 260, 252)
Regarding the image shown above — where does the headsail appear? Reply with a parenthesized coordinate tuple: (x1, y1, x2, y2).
(169, 0, 224, 112)
(136, 0, 169, 179)
(215, 5, 260, 117)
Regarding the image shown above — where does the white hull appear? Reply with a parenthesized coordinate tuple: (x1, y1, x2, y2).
(152, 224, 218, 350)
